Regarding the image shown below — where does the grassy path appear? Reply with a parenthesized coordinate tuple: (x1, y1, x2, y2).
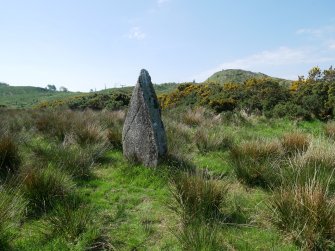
(79, 151, 178, 250)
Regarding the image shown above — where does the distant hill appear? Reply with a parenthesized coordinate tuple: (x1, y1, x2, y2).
(0, 82, 179, 109)
(0, 69, 292, 109)
(0, 83, 83, 108)
(206, 69, 291, 86)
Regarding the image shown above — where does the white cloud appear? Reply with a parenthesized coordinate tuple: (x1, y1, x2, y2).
(193, 46, 335, 82)
(296, 24, 335, 38)
(127, 27, 146, 40)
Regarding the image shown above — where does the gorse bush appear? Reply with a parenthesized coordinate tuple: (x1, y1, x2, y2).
(269, 178, 335, 250)
(230, 139, 284, 188)
(0, 134, 20, 177)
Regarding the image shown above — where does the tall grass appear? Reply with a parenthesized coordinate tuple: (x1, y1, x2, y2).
(230, 139, 284, 188)
(195, 129, 234, 153)
(281, 131, 310, 155)
(170, 171, 228, 223)
(0, 134, 20, 177)
(0, 185, 26, 248)
(175, 222, 225, 251)
(269, 177, 335, 250)
(21, 165, 75, 215)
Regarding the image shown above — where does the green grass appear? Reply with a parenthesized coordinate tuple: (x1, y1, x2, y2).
(0, 83, 178, 109)
(206, 69, 292, 86)
(1, 108, 333, 250)
(0, 84, 83, 108)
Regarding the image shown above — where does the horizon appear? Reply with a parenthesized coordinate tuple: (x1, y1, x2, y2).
(1, 0, 335, 91)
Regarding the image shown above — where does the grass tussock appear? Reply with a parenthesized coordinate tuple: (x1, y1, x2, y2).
(0, 186, 26, 249)
(195, 129, 234, 153)
(21, 165, 74, 215)
(176, 222, 225, 251)
(170, 171, 228, 223)
(325, 121, 335, 139)
(230, 139, 284, 188)
(269, 178, 335, 250)
(182, 108, 206, 127)
(281, 131, 310, 155)
(0, 134, 20, 177)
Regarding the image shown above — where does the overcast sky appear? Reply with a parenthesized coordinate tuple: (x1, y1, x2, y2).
(1, 0, 335, 91)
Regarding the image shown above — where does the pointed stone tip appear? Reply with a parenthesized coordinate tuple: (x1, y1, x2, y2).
(140, 69, 149, 76)
(138, 69, 151, 85)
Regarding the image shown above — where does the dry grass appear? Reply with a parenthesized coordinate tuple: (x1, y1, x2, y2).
(230, 139, 284, 188)
(269, 178, 335, 250)
(182, 108, 206, 127)
(325, 122, 335, 139)
(281, 131, 310, 155)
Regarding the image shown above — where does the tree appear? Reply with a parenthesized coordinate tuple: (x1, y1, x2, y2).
(59, 86, 68, 92)
(46, 85, 56, 91)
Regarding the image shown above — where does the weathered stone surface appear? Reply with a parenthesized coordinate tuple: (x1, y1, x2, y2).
(122, 69, 167, 167)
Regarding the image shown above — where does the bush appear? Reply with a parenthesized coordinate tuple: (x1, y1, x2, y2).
(170, 171, 227, 223)
(271, 102, 310, 119)
(230, 140, 284, 188)
(21, 165, 74, 215)
(269, 179, 335, 250)
(281, 131, 310, 155)
(0, 135, 20, 177)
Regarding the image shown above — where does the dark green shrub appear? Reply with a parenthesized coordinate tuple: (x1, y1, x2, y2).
(271, 102, 310, 119)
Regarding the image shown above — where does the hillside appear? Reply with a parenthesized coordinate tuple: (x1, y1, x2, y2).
(0, 82, 179, 109)
(0, 83, 83, 108)
(206, 69, 292, 86)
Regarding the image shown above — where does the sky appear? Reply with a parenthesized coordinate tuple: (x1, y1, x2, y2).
(0, 0, 335, 91)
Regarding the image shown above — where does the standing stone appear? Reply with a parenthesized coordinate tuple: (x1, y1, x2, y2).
(122, 69, 167, 167)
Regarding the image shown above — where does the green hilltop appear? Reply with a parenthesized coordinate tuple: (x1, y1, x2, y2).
(0, 83, 82, 108)
(206, 69, 292, 86)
